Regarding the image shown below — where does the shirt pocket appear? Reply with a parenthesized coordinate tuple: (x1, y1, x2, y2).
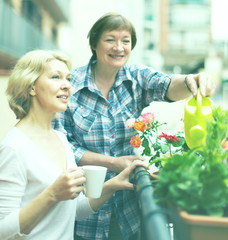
(122, 105, 139, 122)
(73, 106, 97, 134)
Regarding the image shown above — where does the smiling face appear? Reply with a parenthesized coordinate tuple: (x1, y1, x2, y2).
(94, 29, 132, 69)
(30, 59, 72, 115)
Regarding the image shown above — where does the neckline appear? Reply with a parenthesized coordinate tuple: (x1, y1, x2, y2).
(13, 127, 68, 171)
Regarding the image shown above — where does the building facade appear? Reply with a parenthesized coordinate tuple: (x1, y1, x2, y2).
(159, 0, 211, 73)
(0, 0, 70, 141)
(0, 0, 70, 70)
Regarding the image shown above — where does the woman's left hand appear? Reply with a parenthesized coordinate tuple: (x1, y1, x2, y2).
(185, 72, 216, 97)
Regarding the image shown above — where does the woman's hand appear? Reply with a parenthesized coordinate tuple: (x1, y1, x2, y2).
(19, 167, 86, 235)
(110, 155, 145, 173)
(47, 167, 86, 202)
(79, 151, 144, 173)
(108, 160, 147, 191)
(88, 160, 147, 211)
(184, 72, 216, 97)
(166, 72, 216, 101)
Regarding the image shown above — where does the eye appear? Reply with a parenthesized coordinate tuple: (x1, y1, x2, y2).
(123, 39, 130, 44)
(106, 39, 114, 42)
(52, 75, 60, 79)
(67, 77, 72, 82)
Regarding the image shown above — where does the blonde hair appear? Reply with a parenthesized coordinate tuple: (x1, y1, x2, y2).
(6, 49, 71, 119)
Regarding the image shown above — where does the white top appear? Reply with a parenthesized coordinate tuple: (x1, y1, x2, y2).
(0, 127, 94, 240)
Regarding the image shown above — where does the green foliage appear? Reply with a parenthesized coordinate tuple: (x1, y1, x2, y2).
(153, 106, 228, 216)
(143, 127, 186, 167)
(203, 106, 228, 164)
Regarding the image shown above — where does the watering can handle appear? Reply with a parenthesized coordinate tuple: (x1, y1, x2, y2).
(196, 88, 202, 108)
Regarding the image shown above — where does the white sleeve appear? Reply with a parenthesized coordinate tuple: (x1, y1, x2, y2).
(75, 192, 95, 221)
(0, 145, 27, 240)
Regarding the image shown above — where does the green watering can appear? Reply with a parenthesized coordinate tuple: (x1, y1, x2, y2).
(184, 89, 213, 149)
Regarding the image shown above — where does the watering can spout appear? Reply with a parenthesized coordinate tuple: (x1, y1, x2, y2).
(184, 89, 213, 149)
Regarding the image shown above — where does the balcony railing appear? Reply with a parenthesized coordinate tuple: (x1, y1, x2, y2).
(0, 1, 57, 60)
(134, 166, 172, 240)
(134, 166, 185, 240)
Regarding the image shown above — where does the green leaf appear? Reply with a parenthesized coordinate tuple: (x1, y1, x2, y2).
(160, 143, 169, 154)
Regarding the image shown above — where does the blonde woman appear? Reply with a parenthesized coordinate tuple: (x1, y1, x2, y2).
(0, 50, 145, 240)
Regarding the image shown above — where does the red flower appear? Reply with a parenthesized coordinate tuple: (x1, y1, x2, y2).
(159, 132, 180, 143)
(134, 120, 146, 132)
(130, 136, 142, 148)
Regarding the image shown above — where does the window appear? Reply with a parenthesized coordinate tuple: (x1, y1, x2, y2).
(21, 0, 41, 29)
(3, 0, 13, 7)
(170, 0, 209, 4)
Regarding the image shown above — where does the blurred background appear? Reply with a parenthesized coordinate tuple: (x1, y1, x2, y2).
(0, 0, 228, 141)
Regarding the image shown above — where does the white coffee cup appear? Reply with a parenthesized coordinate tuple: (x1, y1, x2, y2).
(83, 165, 107, 198)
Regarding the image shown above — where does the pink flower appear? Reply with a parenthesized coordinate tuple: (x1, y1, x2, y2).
(126, 118, 136, 129)
(142, 112, 155, 125)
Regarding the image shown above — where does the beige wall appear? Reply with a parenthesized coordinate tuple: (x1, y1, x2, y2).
(0, 76, 17, 142)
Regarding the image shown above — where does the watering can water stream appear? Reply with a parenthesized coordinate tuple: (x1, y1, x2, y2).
(184, 89, 213, 149)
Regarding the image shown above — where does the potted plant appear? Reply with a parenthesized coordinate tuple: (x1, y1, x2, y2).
(150, 106, 228, 240)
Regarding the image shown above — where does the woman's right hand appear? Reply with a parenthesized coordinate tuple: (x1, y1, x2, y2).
(88, 160, 147, 211)
(48, 167, 86, 202)
(109, 160, 147, 190)
(18, 167, 86, 235)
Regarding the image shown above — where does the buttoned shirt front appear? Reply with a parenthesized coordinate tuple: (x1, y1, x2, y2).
(52, 57, 172, 240)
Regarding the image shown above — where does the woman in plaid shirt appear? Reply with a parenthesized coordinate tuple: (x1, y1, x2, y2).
(53, 13, 215, 240)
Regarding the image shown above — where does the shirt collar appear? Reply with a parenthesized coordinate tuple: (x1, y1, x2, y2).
(72, 56, 132, 94)
(72, 56, 98, 95)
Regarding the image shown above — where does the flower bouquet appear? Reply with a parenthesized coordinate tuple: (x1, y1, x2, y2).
(126, 112, 186, 171)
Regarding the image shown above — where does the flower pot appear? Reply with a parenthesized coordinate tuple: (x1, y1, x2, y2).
(178, 210, 228, 240)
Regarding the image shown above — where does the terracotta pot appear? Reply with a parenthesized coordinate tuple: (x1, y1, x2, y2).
(178, 210, 228, 240)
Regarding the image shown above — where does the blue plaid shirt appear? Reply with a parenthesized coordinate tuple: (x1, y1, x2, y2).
(52, 57, 172, 240)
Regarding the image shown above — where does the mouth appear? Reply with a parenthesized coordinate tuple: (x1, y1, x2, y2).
(108, 54, 124, 59)
(57, 95, 68, 100)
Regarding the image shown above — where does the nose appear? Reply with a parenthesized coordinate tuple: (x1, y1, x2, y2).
(113, 41, 124, 51)
(61, 79, 72, 90)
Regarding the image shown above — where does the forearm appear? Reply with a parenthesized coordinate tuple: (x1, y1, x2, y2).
(79, 150, 144, 173)
(88, 160, 147, 212)
(78, 150, 115, 170)
(88, 180, 116, 211)
(166, 74, 191, 101)
(19, 188, 56, 234)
